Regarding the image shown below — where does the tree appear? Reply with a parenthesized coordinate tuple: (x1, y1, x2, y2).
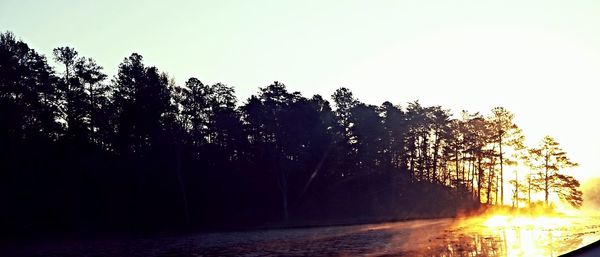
(509, 169, 528, 208)
(242, 82, 304, 221)
(112, 53, 172, 155)
(527, 136, 582, 208)
(405, 101, 426, 180)
(488, 107, 521, 205)
(53, 47, 108, 143)
(205, 82, 239, 151)
(331, 87, 359, 177)
(0, 32, 65, 231)
(348, 103, 385, 173)
(73, 57, 109, 146)
(444, 118, 463, 188)
(5, 30, 587, 233)
(0, 32, 62, 141)
(332, 87, 358, 144)
(54, 46, 86, 141)
(380, 102, 407, 171)
(179, 77, 212, 151)
(427, 106, 450, 184)
(462, 114, 494, 203)
(52, 47, 78, 82)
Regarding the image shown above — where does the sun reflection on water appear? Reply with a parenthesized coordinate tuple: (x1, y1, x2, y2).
(470, 214, 592, 257)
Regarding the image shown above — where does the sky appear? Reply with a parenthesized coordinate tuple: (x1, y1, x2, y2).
(1, 0, 600, 182)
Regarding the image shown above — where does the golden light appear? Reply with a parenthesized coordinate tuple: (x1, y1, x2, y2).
(484, 215, 571, 229)
(465, 212, 598, 256)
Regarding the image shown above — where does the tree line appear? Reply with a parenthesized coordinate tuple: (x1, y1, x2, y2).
(0, 32, 582, 233)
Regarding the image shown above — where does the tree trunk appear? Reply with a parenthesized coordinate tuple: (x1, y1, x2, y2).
(455, 148, 460, 187)
(527, 171, 532, 207)
(495, 170, 499, 205)
(175, 147, 190, 225)
(513, 170, 518, 208)
(486, 164, 493, 205)
(486, 149, 496, 205)
(279, 169, 289, 222)
(432, 131, 440, 183)
(499, 136, 504, 206)
(544, 153, 549, 207)
(477, 156, 483, 203)
(467, 158, 473, 193)
(461, 155, 466, 186)
(470, 157, 476, 195)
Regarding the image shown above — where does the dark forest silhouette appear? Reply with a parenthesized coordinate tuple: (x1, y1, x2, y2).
(0, 32, 582, 235)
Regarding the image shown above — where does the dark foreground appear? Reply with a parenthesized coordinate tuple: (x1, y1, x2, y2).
(3, 215, 600, 257)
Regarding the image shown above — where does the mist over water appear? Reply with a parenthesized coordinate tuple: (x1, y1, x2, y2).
(582, 178, 600, 212)
(452, 214, 600, 256)
(7, 214, 600, 257)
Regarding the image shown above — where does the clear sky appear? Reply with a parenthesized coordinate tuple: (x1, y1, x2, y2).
(2, 0, 600, 182)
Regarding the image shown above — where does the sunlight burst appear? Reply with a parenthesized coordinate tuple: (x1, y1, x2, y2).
(484, 215, 571, 229)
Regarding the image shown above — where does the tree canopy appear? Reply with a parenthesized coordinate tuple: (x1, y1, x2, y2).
(0, 31, 583, 234)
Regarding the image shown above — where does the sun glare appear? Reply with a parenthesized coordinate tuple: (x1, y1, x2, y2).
(471, 213, 590, 256)
(484, 215, 570, 229)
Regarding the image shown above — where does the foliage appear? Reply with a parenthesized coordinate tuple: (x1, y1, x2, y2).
(0, 32, 583, 234)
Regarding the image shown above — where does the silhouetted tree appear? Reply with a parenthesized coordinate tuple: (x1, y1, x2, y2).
(380, 102, 407, 171)
(53, 46, 108, 144)
(2, 31, 583, 235)
(428, 106, 450, 183)
(112, 53, 172, 155)
(0, 32, 62, 141)
(527, 136, 582, 208)
(488, 107, 521, 205)
(349, 103, 385, 173)
(242, 82, 305, 220)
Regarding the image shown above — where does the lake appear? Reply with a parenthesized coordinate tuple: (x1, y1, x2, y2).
(5, 215, 600, 256)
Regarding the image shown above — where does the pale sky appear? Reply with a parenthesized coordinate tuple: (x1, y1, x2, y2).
(1, 0, 600, 182)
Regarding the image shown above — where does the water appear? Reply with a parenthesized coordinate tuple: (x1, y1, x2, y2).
(5, 215, 600, 256)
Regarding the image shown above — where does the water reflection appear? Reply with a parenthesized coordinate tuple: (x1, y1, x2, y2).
(7, 215, 600, 256)
(402, 216, 594, 257)
(191, 216, 599, 256)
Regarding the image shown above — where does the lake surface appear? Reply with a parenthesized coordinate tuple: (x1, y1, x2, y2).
(5, 215, 600, 256)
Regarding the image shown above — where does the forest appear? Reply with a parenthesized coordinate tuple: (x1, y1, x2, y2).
(0, 32, 582, 235)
